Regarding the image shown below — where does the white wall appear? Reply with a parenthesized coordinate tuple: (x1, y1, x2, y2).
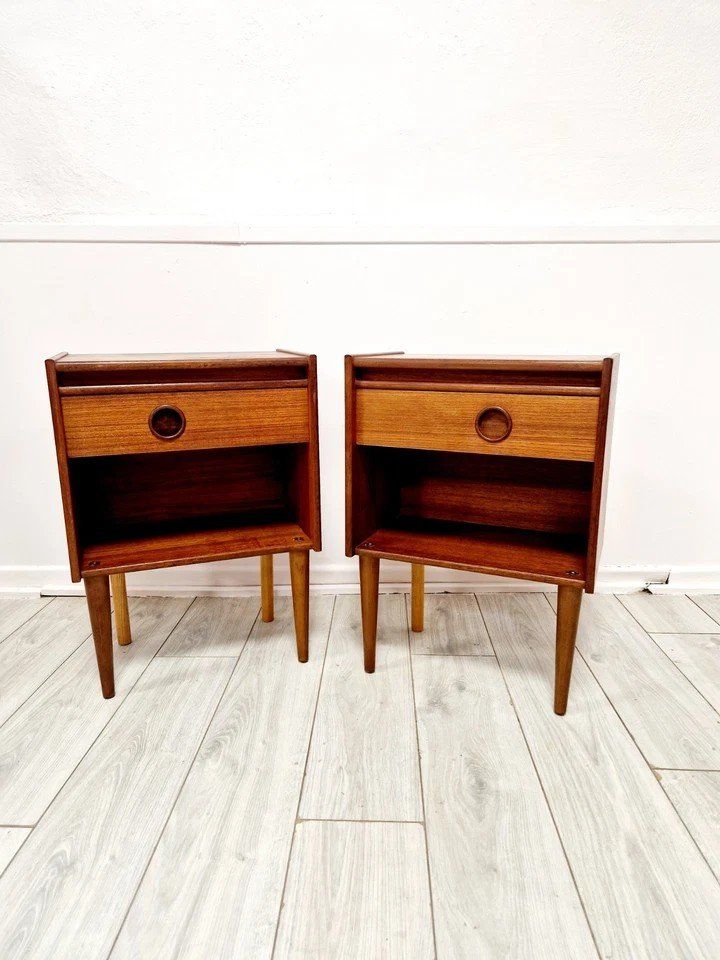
(1, 2, 719, 592)
(2, 1, 719, 227)
(1, 239, 719, 593)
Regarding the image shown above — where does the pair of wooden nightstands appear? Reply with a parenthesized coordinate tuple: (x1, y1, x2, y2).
(47, 350, 616, 715)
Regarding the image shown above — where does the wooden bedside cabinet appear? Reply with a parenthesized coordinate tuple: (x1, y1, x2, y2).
(345, 353, 617, 714)
(46, 350, 321, 698)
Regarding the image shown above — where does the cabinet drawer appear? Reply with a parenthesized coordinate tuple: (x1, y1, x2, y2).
(62, 388, 309, 457)
(356, 389, 599, 461)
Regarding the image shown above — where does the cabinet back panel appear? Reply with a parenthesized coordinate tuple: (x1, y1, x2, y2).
(390, 450, 592, 535)
(71, 445, 298, 541)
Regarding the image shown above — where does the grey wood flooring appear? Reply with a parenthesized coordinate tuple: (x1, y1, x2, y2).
(0, 590, 718, 958)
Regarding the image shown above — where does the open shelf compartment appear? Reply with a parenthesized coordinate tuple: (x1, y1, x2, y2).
(70, 443, 313, 576)
(350, 447, 592, 586)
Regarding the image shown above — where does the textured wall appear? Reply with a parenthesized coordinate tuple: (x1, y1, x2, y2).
(2, 0, 719, 225)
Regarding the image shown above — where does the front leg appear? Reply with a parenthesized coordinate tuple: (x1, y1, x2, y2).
(289, 550, 309, 662)
(359, 555, 380, 673)
(554, 585, 583, 715)
(84, 574, 115, 699)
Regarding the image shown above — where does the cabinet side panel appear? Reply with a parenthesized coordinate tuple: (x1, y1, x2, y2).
(45, 357, 82, 581)
(345, 356, 356, 556)
(585, 356, 619, 592)
(307, 356, 322, 550)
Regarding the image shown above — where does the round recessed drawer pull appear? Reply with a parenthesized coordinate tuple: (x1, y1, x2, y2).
(475, 406, 512, 443)
(149, 405, 186, 440)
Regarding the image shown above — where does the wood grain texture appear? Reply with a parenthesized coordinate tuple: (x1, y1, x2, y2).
(357, 522, 586, 587)
(660, 771, 720, 881)
(159, 597, 258, 657)
(110, 598, 334, 960)
(357, 379, 601, 396)
(408, 593, 492, 655)
(395, 451, 592, 536)
(0, 596, 52, 644)
(547, 594, 720, 768)
(62, 387, 309, 457)
(0, 598, 92, 727)
(618, 594, 720, 632)
(274, 822, 434, 960)
(0, 829, 30, 875)
(413, 654, 596, 960)
(0, 656, 233, 960)
(650, 631, 720, 716)
(80, 521, 311, 577)
(110, 573, 132, 645)
(479, 592, 720, 960)
(356, 389, 599, 461)
(300, 595, 422, 821)
(0, 599, 191, 825)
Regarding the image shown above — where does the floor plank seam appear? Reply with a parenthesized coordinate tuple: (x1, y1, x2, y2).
(0, 597, 55, 647)
(297, 817, 425, 824)
(687, 594, 720, 629)
(0, 830, 32, 881)
(653, 766, 720, 773)
(405, 598, 440, 960)
(269, 595, 337, 960)
(5, 598, 198, 829)
(476, 593, 604, 960)
(656, 778, 720, 889)
(561, 614, 720, 896)
(605, 594, 720, 727)
(411, 652, 497, 658)
(643, 634, 720, 723)
(106, 602, 261, 958)
(0, 626, 91, 735)
(153, 595, 198, 655)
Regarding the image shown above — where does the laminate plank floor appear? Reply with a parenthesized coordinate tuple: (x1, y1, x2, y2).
(0, 590, 719, 959)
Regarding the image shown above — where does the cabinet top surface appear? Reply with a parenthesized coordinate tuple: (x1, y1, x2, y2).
(351, 353, 615, 370)
(51, 350, 309, 369)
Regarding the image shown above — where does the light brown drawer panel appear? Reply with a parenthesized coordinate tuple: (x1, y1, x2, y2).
(62, 388, 309, 457)
(356, 389, 599, 461)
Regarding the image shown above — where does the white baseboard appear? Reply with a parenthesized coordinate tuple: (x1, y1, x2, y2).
(1, 561, 717, 597)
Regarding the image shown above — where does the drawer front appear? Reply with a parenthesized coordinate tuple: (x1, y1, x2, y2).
(356, 389, 599, 461)
(62, 388, 309, 457)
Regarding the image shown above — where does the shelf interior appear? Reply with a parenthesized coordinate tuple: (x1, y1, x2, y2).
(351, 448, 592, 585)
(71, 444, 313, 575)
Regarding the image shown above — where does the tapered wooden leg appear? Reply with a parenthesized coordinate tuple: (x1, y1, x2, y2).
(554, 585, 583, 715)
(359, 555, 380, 673)
(289, 550, 309, 663)
(410, 563, 424, 632)
(84, 574, 115, 699)
(260, 554, 274, 623)
(110, 573, 132, 646)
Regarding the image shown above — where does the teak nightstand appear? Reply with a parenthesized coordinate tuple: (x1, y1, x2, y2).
(345, 353, 617, 714)
(46, 350, 321, 698)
